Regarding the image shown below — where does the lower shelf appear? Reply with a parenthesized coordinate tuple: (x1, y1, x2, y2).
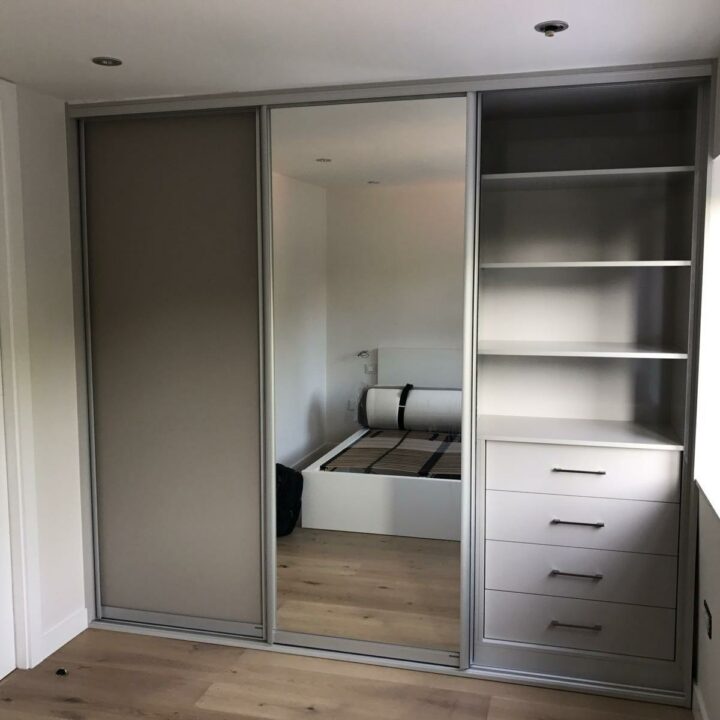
(477, 415, 683, 450)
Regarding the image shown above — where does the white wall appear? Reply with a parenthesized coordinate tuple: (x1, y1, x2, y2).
(0, 79, 87, 668)
(696, 492, 720, 720)
(696, 143, 720, 511)
(325, 182, 465, 441)
(272, 174, 328, 466)
(694, 149, 720, 718)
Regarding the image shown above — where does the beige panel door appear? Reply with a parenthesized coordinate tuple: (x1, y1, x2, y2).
(85, 113, 262, 632)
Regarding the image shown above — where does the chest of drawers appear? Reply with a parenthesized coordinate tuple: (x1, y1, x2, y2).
(480, 440, 681, 662)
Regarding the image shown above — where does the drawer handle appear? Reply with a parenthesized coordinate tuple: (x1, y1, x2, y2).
(550, 620, 603, 632)
(552, 467, 606, 476)
(550, 569, 604, 581)
(550, 518, 605, 528)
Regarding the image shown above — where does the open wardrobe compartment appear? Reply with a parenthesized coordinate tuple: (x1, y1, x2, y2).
(75, 68, 711, 707)
(471, 80, 705, 698)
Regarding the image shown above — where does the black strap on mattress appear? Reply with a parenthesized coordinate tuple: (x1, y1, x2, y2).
(397, 383, 414, 430)
(418, 433, 455, 477)
(364, 430, 409, 474)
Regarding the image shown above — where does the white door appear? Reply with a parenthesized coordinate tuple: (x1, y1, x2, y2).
(0, 371, 16, 679)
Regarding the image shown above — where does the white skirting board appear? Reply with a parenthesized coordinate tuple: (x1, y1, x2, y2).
(693, 682, 710, 720)
(301, 430, 461, 541)
(34, 607, 89, 667)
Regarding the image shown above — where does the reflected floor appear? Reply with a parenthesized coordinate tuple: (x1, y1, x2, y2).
(277, 527, 460, 650)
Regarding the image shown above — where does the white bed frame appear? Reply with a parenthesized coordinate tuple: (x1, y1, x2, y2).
(301, 348, 462, 541)
(301, 429, 461, 541)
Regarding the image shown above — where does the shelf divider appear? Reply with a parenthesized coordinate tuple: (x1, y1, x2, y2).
(481, 165, 695, 188)
(480, 260, 692, 269)
(477, 340, 688, 360)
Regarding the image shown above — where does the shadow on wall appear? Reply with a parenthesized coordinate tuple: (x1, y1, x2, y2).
(289, 393, 327, 470)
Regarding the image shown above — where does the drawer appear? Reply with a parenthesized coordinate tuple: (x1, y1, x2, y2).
(486, 491, 679, 555)
(486, 441, 680, 503)
(484, 590, 675, 660)
(485, 540, 677, 607)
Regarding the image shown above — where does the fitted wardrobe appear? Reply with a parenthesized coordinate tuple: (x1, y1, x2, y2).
(78, 70, 710, 707)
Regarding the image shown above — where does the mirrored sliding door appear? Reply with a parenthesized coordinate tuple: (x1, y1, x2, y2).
(270, 97, 467, 657)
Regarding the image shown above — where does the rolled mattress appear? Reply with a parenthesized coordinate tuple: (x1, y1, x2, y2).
(358, 385, 461, 432)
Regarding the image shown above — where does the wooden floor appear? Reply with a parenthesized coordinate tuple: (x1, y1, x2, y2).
(0, 629, 693, 719)
(276, 527, 460, 649)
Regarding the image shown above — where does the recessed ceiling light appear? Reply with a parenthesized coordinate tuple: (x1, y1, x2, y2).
(92, 56, 123, 67)
(534, 20, 569, 38)
(315, 157, 332, 163)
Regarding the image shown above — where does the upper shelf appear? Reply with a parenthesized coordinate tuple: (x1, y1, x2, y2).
(480, 260, 692, 269)
(481, 165, 695, 190)
(477, 340, 688, 360)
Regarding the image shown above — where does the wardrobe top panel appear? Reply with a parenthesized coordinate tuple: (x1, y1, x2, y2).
(481, 80, 699, 120)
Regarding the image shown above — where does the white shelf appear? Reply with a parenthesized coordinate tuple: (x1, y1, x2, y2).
(477, 414, 683, 450)
(481, 165, 695, 189)
(480, 260, 692, 269)
(477, 340, 688, 359)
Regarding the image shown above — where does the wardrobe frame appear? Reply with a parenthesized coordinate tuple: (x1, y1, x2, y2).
(67, 59, 714, 707)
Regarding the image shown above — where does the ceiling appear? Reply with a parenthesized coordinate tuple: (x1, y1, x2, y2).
(0, 1, 719, 103)
(272, 98, 467, 187)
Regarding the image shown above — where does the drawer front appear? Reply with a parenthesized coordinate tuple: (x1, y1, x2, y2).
(486, 491, 679, 555)
(484, 590, 675, 660)
(486, 441, 680, 503)
(485, 540, 677, 607)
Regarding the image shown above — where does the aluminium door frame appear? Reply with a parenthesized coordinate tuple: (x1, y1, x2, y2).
(260, 91, 472, 669)
(77, 108, 266, 640)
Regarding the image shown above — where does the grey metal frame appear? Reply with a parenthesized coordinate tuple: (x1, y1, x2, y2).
(274, 630, 459, 667)
(65, 107, 98, 622)
(67, 60, 713, 119)
(77, 120, 104, 622)
(460, 91, 479, 671)
(100, 606, 263, 638)
(67, 59, 715, 705)
(259, 106, 277, 642)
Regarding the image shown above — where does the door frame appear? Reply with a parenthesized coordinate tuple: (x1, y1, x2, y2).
(0, 354, 16, 678)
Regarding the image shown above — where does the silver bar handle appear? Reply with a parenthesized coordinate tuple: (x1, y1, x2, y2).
(550, 620, 602, 632)
(552, 467, 606, 476)
(550, 569, 604, 580)
(550, 518, 605, 528)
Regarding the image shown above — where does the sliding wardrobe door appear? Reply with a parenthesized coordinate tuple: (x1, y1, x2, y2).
(84, 112, 262, 635)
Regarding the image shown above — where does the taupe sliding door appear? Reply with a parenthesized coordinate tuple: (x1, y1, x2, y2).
(84, 112, 262, 635)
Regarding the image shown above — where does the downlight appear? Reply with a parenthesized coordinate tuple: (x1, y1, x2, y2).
(92, 56, 123, 67)
(534, 20, 569, 38)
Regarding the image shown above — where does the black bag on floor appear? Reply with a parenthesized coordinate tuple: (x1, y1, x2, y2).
(276, 463, 303, 537)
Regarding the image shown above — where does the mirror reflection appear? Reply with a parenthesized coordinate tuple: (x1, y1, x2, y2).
(272, 97, 466, 651)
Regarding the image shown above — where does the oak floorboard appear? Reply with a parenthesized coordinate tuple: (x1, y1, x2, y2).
(276, 528, 461, 649)
(0, 630, 693, 720)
